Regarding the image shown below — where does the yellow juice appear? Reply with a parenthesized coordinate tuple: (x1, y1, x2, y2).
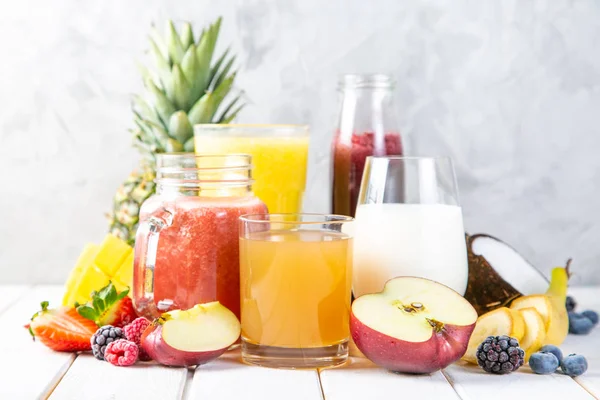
(239, 230, 353, 348)
(195, 135, 309, 213)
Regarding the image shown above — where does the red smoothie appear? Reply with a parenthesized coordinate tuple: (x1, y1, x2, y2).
(133, 195, 267, 319)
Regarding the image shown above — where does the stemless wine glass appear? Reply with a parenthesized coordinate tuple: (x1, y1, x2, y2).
(352, 156, 468, 297)
(239, 213, 354, 368)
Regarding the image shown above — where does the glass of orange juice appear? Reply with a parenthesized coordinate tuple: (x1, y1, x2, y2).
(194, 124, 310, 214)
(239, 213, 354, 368)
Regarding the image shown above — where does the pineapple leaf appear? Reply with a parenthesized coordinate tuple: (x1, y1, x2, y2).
(180, 22, 194, 48)
(220, 104, 244, 124)
(147, 80, 177, 127)
(168, 111, 193, 143)
(194, 18, 221, 97)
(187, 93, 213, 124)
(132, 95, 162, 128)
(183, 137, 195, 152)
(134, 116, 164, 147)
(215, 94, 242, 122)
(172, 64, 191, 110)
(137, 62, 161, 90)
(149, 38, 174, 101)
(181, 44, 203, 104)
(165, 138, 184, 152)
(211, 55, 236, 91)
(208, 48, 229, 87)
(166, 20, 185, 64)
(150, 24, 169, 63)
(208, 72, 237, 119)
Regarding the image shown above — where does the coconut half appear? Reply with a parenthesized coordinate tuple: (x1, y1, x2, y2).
(464, 233, 548, 315)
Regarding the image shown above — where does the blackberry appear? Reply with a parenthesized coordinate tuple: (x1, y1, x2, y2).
(565, 296, 577, 312)
(91, 325, 126, 360)
(475, 335, 524, 374)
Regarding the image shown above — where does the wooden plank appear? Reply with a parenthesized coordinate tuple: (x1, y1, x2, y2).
(562, 287, 600, 398)
(0, 285, 77, 399)
(188, 350, 323, 400)
(444, 362, 594, 400)
(0, 284, 30, 316)
(49, 354, 188, 400)
(319, 356, 459, 400)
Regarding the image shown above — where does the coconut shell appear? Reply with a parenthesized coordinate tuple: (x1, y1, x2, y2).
(464, 233, 523, 315)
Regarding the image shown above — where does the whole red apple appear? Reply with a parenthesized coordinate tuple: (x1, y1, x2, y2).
(141, 301, 240, 367)
(351, 276, 477, 374)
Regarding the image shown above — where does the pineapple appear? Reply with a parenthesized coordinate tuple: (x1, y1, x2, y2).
(62, 234, 134, 306)
(109, 17, 245, 245)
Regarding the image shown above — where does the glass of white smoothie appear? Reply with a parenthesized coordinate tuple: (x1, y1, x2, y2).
(352, 156, 468, 296)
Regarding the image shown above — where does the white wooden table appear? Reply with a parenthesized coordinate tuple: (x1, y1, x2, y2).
(2, 285, 599, 400)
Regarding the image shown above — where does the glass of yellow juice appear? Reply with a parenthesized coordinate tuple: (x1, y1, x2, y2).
(194, 124, 310, 214)
(239, 213, 354, 368)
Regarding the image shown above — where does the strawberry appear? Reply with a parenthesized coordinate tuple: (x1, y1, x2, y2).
(76, 282, 137, 328)
(26, 301, 98, 352)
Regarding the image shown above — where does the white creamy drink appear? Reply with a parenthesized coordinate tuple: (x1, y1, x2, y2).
(352, 203, 468, 297)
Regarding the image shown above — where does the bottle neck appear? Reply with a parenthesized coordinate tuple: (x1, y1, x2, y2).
(337, 74, 399, 135)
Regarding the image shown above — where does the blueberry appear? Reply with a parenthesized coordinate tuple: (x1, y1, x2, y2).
(529, 352, 559, 374)
(561, 354, 588, 377)
(581, 310, 599, 325)
(539, 345, 563, 362)
(569, 313, 595, 334)
(565, 296, 577, 312)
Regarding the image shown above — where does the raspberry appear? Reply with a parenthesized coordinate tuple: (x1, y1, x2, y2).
(90, 325, 126, 360)
(104, 339, 138, 367)
(124, 317, 152, 361)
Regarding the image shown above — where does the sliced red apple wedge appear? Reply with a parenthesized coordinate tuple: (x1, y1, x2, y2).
(141, 301, 240, 367)
(351, 277, 478, 374)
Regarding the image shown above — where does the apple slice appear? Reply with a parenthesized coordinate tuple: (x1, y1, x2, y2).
(351, 277, 477, 374)
(462, 307, 523, 364)
(518, 307, 546, 361)
(141, 302, 240, 367)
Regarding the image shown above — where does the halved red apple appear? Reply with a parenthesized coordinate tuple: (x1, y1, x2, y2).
(351, 277, 478, 374)
(141, 301, 240, 367)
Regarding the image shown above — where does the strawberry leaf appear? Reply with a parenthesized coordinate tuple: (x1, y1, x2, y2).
(105, 282, 118, 305)
(116, 287, 130, 301)
(92, 296, 104, 314)
(76, 305, 98, 322)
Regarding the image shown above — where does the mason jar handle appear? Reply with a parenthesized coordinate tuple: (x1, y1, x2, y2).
(139, 208, 173, 315)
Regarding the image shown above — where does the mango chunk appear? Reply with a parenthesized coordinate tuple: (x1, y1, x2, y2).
(113, 251, 134, 288)
(62, 243, 100, 306)
(71, 264, 111, 306)
(94, 234, 132, 276)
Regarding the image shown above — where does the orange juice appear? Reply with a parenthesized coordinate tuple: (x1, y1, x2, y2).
(239, 230, 353, 348)
(194, 125, 309, 214)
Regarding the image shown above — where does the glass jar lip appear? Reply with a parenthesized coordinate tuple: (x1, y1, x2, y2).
(156, 153, 252, 170)
(194, 124, 309, 138)
(338, 73, 395, 89)
(367, 155, 453, 161)
(239, 213, 354, 225)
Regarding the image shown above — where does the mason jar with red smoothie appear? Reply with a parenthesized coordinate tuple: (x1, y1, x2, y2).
(133, 154, 267, 320)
